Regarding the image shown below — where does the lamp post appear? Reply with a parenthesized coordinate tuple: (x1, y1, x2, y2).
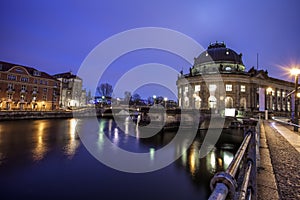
(153, 95, 156, 105)
(291, 68, 300, 132)
(164, 97, 168, 108)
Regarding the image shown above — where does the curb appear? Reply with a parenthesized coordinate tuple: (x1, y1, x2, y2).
(256, 121, 280, 200)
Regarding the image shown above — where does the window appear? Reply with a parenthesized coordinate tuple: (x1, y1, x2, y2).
(277, 90, 281, 97)
(209, 84, 217, 92)
(33, 70, 41, 76)
(179, 88, 182, 94)
(7, 74, 16, 80)
(34, 79, 38, 84)
(195, 85, 201, 92)
(184, 86, 188, 93)
(21, 85, 26, 91)
(33, 86, 38, 92)
(20, 94, 25, 100)
(241, 85, 246, 92)
(15, 68, 24, 73)
(40, 80, 43, 84)
(8, 83, 13, 89)
(43, 95, 47, 101)
(226, 84, 232, 91)
(21, 77, 29, 82)
(282, 91, 286, 98)
(43, 88, 48, 93)
(7, 93, 13, 100)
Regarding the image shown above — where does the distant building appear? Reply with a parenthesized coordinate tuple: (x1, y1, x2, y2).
(53, 72, 86, 108)
(177, 42, 295, 116)
(0, 61, 60, 110)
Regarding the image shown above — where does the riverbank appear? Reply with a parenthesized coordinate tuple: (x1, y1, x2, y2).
(0, 109, 101, 121)
(0, 110, 73, 121)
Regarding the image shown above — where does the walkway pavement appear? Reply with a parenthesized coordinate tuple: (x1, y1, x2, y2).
(270, 120, 300, 153)
(258, 120, 300, 200)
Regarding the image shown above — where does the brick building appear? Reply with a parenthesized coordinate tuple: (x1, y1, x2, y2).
(0, 61, 60, 110)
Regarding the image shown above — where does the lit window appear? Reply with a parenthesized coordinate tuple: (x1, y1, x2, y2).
(209, 84, 217, 92)
(184, 86, 188, 93)
(241, 85, 246, 92)
(179, 88, 182, 94)
(277, 90, 281, 97)
(226, 51, 229, 55)
(226, 84, 232, 92)
(282, 91, 286, 97)
(195, 85, 200, 92)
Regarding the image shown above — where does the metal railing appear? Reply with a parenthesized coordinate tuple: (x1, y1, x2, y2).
(209, 124, 258, 200)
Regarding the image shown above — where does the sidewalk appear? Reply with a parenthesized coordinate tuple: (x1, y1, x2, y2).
(269, 121, 300, 153)
(260, 120, 300, 200)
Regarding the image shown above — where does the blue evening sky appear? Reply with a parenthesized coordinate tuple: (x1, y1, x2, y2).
(1, 1, 300, 99)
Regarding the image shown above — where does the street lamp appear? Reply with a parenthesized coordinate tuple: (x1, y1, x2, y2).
(164, 97, 168, 108)
(153, 95, 157, 105)
(290, 68, 300, 132)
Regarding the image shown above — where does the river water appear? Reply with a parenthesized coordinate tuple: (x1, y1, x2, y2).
(0, 118, 241, 200)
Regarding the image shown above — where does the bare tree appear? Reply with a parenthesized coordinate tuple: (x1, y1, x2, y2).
(132, 93, 141, 105)
(97, 83, 113, 97)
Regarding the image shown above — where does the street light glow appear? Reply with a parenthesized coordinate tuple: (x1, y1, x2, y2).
(290, 68, 300, 76)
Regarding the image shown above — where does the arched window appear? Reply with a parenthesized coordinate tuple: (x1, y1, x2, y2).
(225, 97, 233, 108)
(208, 96, 217, 109)
(195, 96, 201, 109)
(184, 96, 189, 108)
(240, 97, 247, 110)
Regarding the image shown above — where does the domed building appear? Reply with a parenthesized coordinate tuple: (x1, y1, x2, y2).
(177, 42, 295, 117)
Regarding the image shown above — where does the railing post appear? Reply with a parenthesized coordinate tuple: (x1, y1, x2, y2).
(209, 131, 252, 199)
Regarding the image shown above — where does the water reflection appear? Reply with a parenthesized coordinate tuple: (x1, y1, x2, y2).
(63, 119, 80, 159)
(32, 121, 48, 161)
(0, 118, 240, 199)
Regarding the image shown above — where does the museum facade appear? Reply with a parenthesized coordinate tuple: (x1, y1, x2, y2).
(176, 42, 295, 116)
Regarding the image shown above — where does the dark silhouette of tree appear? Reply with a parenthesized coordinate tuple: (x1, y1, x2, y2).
(147, 96, 154, 105)
(132, 93, 141, 105)
(97, 83, 113, 97)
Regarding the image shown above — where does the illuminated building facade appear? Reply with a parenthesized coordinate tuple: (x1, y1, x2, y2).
(0, 61, 60, 110)
(53, 72, 86, 108)
(177, 42, 295, 116)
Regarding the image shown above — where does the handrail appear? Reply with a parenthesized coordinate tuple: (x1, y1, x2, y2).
(238, 160, 253, 200)
(209, 131, 253, 200)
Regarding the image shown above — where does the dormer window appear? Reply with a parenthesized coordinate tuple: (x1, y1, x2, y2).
(33, 70, 41, 76)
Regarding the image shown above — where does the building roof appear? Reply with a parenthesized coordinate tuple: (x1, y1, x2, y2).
(0, 61, 57, 80)
(53, 72, 81, 80)
(194, 42, 244, 65)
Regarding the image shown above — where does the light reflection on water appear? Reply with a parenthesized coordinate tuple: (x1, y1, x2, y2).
(0, 118, 239, 199)
(63, 118, 80, 159)
(32, 120, 48, 161)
